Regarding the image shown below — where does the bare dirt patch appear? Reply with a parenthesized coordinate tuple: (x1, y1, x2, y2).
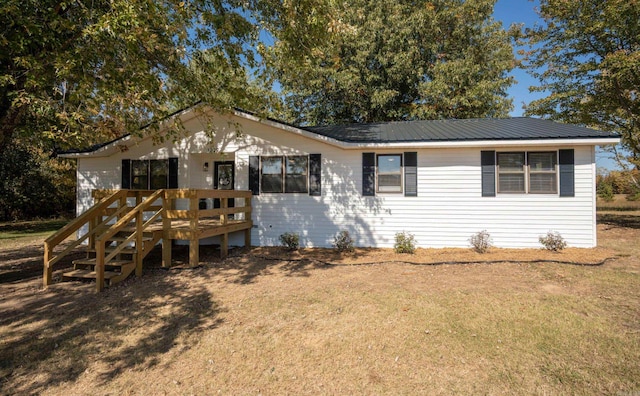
(0, 219, 638, 395)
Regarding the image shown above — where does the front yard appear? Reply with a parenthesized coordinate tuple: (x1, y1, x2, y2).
(0, 216, 639, 394)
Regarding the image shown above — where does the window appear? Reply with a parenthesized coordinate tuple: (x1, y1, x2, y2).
(497, 152, 525, 193)
(149, 160, 169, 189)
(131, 160, 149, 190)
(377, 154, 402, 193)
(261, 157, 283, 193)
(285, 156, 308, 193)
(529, 152, 557, 193)
(261, 155, 309, 193)
(131, 160, 168, 189)
(497, 151, 557, 194)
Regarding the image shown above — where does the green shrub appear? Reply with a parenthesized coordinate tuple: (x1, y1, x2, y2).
(333, 230, 355, 253)
(539, 231, 567, 251)
(469, 230, 492, 253)
(626, 190, 640, 202)
(597, 182, 615, 202)
(279, 232, 300, 251)
(394, 231, 416, 254)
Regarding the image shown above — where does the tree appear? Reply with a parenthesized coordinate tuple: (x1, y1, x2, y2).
(0, 0, 329, 155)
(261, 0, 515, 125)
(0, 143, 75, 220)
(521, 0, 640, 170)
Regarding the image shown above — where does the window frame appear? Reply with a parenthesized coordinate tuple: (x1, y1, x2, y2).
(285, 156, 309, 193)
(260, 156, 284, 193)
(260, 155, 309, 194)
(130, 159, 169, 190)
(376, 153, 403, 193)
(496, 151, 558, 195)
(528, 152, 558, 194)
(497, 152, 526, 194)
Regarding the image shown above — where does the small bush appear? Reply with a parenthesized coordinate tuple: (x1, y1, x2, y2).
(626, 190, 640, 202)
(394, 231, 416, 254)
(469, 230, 492, 253)
(597, 182, 615, 202)
(279, 232, 300, 251)
(333, 230, 355, 253)
(539, 231, 567, 251)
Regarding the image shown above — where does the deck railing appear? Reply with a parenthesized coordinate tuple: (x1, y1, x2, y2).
(44, 189, 253, 291)
(162, 189, 253, 265)
(94, 189, 164, 291)
(43, 190, 128, 287)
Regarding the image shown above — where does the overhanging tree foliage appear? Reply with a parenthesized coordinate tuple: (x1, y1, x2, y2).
(0, 0, 328, 155)
(521, 0, 640, 169)
(261, 0, 515, 125)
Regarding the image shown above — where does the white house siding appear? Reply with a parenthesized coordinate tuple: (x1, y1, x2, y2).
(74, 112, 598, 249)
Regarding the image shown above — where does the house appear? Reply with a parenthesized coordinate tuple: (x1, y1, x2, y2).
(60, 105, 619, 250)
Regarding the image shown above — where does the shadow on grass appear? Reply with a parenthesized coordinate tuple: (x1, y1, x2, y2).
(597, 213, 640, 229)
(0, 243, 223, 394)
(210, 247, 333, 285)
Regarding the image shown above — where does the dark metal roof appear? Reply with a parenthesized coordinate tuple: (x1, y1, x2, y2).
(62, 111, 619, 156)
(303, 117, 618, 143)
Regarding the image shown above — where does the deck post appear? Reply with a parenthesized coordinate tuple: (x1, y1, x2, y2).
(162, 238, 172, 268)
(189, 190, 199, 266)
(220, 197, 228, 258)
(244, 195, 252, 248)
(135, 209, 143, 277)
(43, 241, 52, 287)
(189, 239, 199, 266)
(95, 241, 105, 292)
(162, 190, 171, 268)
(244, 228, 251, 249)
(221, 233, 228, 259)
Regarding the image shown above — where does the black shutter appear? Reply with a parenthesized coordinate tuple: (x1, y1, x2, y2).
(362, 152, 376, 196)
(559, 149, 575, 197)
(249, 156, 260, 195)
(121, 159, 131, 189)
(404, 152, 417, 197)
(481, 151, 496, 197)
(168, 157, 178, 188)
(309, 154, 322, 196)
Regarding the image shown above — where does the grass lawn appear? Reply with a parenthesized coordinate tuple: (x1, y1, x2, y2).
(0, 219, 69, 249)
(0, 215, 638, 395)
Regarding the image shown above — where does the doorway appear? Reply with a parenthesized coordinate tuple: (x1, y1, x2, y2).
(214, 161, 235, 211)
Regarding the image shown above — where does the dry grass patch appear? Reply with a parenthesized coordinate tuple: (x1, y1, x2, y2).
(0, 218, 638, 395)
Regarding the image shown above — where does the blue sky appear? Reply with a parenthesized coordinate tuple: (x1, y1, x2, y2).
(493, 0, 618, 170)
(493, 0, 543, 117)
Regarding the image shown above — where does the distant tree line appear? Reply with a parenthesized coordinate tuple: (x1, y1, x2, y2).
(596, 169, 640, 202)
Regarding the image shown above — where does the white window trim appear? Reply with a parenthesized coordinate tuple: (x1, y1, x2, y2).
(496, 151, 558, 195)
(376, 153, 404, 194)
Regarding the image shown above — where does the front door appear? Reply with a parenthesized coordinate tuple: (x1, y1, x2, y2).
(214, 161, 235, 210)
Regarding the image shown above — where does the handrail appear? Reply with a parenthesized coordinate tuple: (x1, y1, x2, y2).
(94, 189, 164, 291)
(45, 188, 253, 291)
(43, 190, 128, 287)
(45, 204, 130, 268)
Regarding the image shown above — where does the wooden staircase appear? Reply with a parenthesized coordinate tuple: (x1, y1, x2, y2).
(62, 230, 160, 287)
(44, 190, 164, 291)
(44, 188, 254, 292)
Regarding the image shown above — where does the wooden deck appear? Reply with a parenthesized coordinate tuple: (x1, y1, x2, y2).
(44, 189, 253, 291)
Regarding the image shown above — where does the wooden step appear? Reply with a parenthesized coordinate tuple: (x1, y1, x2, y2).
(63, 261, 136, 287)
(73, 258, 133, 267)
(87, 246, 137, 254)
(106, 235, 153, 242)
(62, 269, 121, 280)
